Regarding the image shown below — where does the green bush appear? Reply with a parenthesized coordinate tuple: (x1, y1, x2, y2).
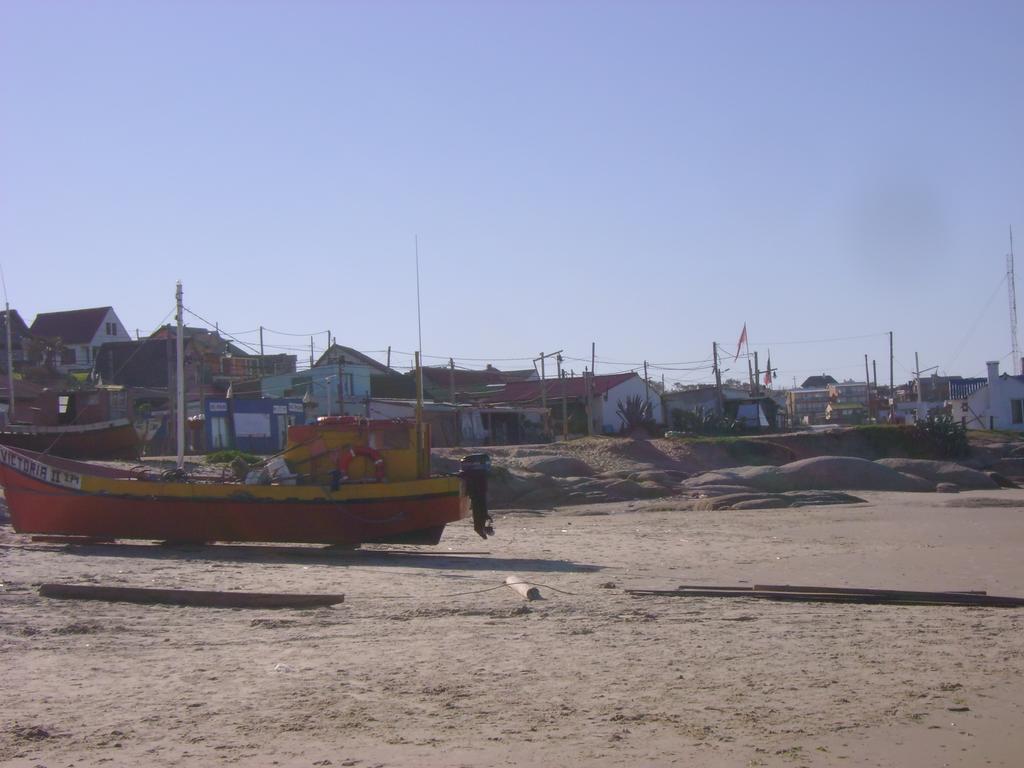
(670, 408, 742, 436)
(206, 450, 262, 466)
(847, 422, 968, 459)
(912, 415, 969, 459)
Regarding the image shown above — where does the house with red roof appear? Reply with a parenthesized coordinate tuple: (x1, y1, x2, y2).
(421, 363, 537, 403)
(29, 306, 131, 375)
(477, 371, 662, 435)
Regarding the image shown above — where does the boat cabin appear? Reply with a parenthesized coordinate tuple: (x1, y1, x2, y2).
(281, 416, 431, 484)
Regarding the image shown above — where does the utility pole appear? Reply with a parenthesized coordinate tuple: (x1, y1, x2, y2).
(449, 357, 456, 404)
(1009, 226, 1020, 374)
(338, 354, 346, 416)
(713, 342, 723, 416)
(914, 351, 922, 423)
(864, 354, 871, 420)
(175, 282, 185, 469)
(386, 346, 391, 369)
(589, 366, 598, 434)
(873, 359, 878, 391)
(889, 331, 895, 421)
(557, 353, 567, 441)
(534, 350, 564, 436)
(643, 360, 650, 407)
(539, 352, 547, 414)
(753, 351, 760, 397)
(309, 336, 314, 370)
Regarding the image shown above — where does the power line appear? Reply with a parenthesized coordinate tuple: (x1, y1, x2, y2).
(944, 274, 1006, 372)
(182, 307, 261, 355)
(750, 331, 890, 346)
(260, 326, 330, 338)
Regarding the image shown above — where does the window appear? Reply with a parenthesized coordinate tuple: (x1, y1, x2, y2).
(109, 390, 127, 419)
(105, 322, 118, 336)
(1012, 399, 1024, 424)
(210, 416, 230, 449)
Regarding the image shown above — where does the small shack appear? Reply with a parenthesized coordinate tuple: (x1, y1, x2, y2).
(203, 397, 306, 454)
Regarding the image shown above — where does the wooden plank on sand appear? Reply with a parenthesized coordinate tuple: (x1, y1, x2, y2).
(39, 584, 344, 609)
(675, 589, 987, 602)
(629, 587, 1024, 608)
(753, 584, 989, 598)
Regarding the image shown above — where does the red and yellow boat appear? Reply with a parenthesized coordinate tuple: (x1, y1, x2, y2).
(0, 416, 491, 546)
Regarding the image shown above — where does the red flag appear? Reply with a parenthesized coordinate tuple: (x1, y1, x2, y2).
(764, 355, 772, 386)
(733, 323, 747, 361)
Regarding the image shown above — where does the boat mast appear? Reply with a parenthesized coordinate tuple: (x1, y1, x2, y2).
(1, 266, 14, 423)
(1009, 226, 1020, 375)
(414, 236, 425, 478)
(175, 281, 185, 469)
(5, 302, 14, 424)
(415, 350, 424, 478)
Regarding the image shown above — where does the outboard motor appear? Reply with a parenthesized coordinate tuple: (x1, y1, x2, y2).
(459, 453, 493, 539)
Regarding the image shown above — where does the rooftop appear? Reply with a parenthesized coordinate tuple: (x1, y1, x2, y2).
(30, 307, 113, 344)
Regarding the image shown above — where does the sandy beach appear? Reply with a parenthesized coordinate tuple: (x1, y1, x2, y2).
(2, 489, 1023, 767)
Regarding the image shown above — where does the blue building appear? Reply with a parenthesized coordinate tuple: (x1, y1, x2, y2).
(204, 397, 306, 454)
(258, 363, 372, 418)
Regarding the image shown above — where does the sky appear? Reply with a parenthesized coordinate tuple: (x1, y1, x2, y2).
(2, 1, 1022, 389)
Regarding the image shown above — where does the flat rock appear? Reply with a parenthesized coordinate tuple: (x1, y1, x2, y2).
(692, 493, 784, 511)
(517, 455, 596, 477)
(691, 489, 865, 511)
(988, 471, 1019, 488)
(629, 470, 677, 486)
(684, 456, 933, 493)
(875, 458, 998, 490)
(990, 458, 1024, 478)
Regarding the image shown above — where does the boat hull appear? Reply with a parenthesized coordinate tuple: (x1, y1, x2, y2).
(0, 419, 140, 461)
(0, 447, 467, 546)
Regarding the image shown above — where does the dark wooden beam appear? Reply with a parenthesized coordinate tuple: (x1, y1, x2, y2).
(39, 583, 344, 609)
(629, 586, 1024, 608)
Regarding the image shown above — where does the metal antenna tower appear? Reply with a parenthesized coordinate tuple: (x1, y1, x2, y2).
(1009, 226, 1020, 375)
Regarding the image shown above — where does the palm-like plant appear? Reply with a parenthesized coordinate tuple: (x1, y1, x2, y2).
(616, 394, 655, 434)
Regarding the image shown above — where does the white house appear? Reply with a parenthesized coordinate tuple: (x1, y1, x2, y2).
(952, 361, 1024, 431)
(478, 371, 663, 435)
(29, 306, 132, 374)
